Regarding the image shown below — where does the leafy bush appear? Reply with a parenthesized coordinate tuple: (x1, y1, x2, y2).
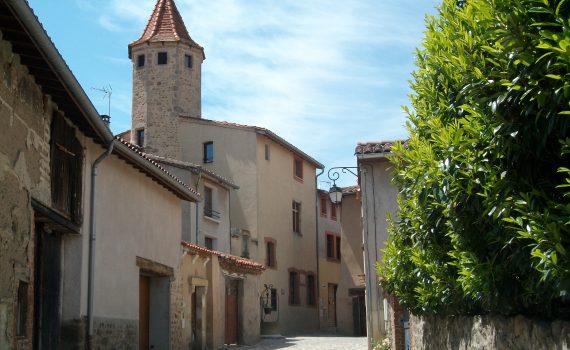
(378, 0, 570, 318)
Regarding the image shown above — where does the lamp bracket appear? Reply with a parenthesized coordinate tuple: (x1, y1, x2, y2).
(327, 167, 358, 184)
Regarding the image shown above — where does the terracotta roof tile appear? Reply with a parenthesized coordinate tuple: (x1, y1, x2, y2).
(128, 0, 204, 58)
(355, 140, 408, 155)
(181, 241, 265, 275)
(114, 136, 200, 198)
(342, 185, 360, 194)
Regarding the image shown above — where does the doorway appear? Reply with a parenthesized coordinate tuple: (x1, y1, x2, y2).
(139, 275, 150, 350)
(327, 284, 338, 327)
(33, 225, 62, 350)
(225, 280, 239, 345)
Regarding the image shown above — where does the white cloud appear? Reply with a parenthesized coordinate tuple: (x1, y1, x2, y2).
(88, 0, 438, 170)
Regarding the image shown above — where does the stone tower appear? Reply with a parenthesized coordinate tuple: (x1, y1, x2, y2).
(128, 0, 204, 158)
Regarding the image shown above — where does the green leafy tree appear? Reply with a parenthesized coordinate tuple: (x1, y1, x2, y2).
(379, 0, 570, 318)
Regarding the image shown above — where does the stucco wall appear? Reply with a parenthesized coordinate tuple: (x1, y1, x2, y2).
(359, 155, 398, 343)
(178, 120, 258, 251)
(410, 314, 570, 350)
(337, 193, 365, 336)
(257, 135, 319, 334)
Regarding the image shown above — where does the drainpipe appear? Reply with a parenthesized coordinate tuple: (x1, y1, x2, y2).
(194, 170, 202, 244)
(359, 162, 375, 349)
(87, 140, 115, 350)
(315, 168, 324, 330)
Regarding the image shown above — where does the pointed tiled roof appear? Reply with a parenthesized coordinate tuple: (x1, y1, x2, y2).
(128, 0, 204, 58)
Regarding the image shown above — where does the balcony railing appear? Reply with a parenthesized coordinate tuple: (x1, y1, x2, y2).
(204, 208, 221, 220)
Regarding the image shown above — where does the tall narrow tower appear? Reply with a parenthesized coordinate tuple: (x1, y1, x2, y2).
(128, 0, 204, 158)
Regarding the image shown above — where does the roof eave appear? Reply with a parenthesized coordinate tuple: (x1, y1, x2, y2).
(4, 0, 113, 145)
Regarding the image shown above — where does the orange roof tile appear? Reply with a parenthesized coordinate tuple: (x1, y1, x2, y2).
(181, 241, 265, 275)
(128, 0, 204, 58)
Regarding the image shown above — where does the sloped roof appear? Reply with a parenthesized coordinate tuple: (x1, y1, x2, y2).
(180, 116, 324, 169)
(128, 0, 204, 59)
(355, 140, 408, 155)
(181, 241, 265, 275)
(146, 154, 239, 190)
(114, 137, 201, 201)
(1, 0, 199, 203)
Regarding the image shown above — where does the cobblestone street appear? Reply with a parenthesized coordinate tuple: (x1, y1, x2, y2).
(224, 335, 368, 350)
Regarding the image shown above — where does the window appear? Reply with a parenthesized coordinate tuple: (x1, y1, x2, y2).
(320, 196, 327, 217)
(270, 288, 278, 310)
(293, 157, 303, 180)
(292, 201, 301, 234)
(185, 54, 193, 68)
(51, 113, 83, 223)
(307, 274, 316, 306)
(203, 141, 213, 163)
(265, 144, 270, 161)
(203, 186, 220, 219)
(157, 52, 168, 65)
(16, 281, 28, 336)
(137, 54, 145, 67)
(331, 203, 337, 221)
(136, 128, 145, 147)
(326, 233, 341, 261)
(289, 271, 300, 305)
(204, 237, 214, 250)
(336, 236, 341, 260)
(266, 240, 276, 268)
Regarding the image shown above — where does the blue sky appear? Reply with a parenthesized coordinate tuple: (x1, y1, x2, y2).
(27, 0, 440, 187)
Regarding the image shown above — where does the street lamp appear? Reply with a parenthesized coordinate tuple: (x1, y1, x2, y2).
(327, 167, 358, 204)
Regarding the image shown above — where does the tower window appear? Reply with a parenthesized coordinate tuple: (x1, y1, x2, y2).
(185, 54, 193, 68)
(157, 52, 168, 65)
(136, 128, 145, 147)
(137, 54, 145, 67)
(203, 141, 213, 163)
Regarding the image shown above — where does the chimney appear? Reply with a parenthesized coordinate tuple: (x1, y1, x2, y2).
(100, 114, 110, 129)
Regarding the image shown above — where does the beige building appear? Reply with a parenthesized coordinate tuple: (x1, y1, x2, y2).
(316, 190, 342, 331)
(0, 2, 202, 349)
(356, 141, 408, 350)
(336, 186, 366, 337)
(126, 0, 324, 336)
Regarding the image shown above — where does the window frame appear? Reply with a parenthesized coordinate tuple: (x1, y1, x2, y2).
(326, 232, 341, 261)
(51, 112, 83, 223)
(306, 273, 316, 306)
(320, 196, 328, 217)
(135, 128, 145, 147)
(157, 51, 168, 65)
(293, 157, 303, 181)
(203, 141, 214, 163)
(289, 270, 301, 305)
(185, 54, 193, 69)
(331, 202, 337, 221)
(137, 54, 145, 68)
(204, 236, 214, 250)
(292, 201, 301, 235)
(265, 238, 277, 269)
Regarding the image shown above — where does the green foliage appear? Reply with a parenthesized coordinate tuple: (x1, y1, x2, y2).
(378, 0, 570, 318)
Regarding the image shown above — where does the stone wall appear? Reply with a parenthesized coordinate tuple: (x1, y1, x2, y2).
(0, 32, 53, 348)
(410, 314, 570, 350)
(92, 318, 137, 350)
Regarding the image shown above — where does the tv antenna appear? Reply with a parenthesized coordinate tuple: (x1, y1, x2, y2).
(92, 85, 112, 117)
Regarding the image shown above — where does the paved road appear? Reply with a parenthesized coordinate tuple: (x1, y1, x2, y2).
(224, 335, 368, 350)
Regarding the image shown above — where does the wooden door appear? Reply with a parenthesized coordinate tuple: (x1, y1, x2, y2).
(225, 282, 238, 344)
(34, 226, 61, 350)
(139, 276, 150, 350)
(328, 284, 337, 327)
